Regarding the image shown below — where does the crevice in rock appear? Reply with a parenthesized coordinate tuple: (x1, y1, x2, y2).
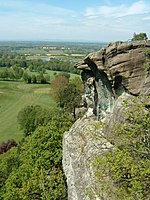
(81, 59, 115, 119)
(113, 75, 126, 96)
(95, 70, 114, 119)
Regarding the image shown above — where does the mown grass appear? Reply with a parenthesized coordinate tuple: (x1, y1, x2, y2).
(29, 69, 80, 81)
(45, 70, 80, 80)
(0, 81, 56, 143)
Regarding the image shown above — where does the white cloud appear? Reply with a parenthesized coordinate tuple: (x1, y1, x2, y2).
(84, 1, 150, 19)
(81, 1, 150, 41)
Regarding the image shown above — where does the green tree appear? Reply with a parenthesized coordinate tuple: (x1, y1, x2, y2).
(71, 76, 84, 93)
(0, 147, 20, 198)
(36, 73, 46, 84)
(40, 74, 47, 84)
(17, 105, 53, 136)
(28, 65, 34, 72)
(94, 96, 150, 200)
(51, 75, 69, 106)
(12, 64, 23, 79)
(8, 70, 15, 80)
(1, 111, 74, 200)
(22, 72, 29, 83)
(0, 68, 9, 80)
(61, 83, 82, 118)
(45, 74, 50, 83)
(31, 74, 37, 84)
(57, 72, 71, 80)
(27, 75, 32, 83)
(132, 32, 148, 41)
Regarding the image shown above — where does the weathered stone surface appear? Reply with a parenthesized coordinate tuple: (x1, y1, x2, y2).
(63, 41, 150, 200)
(75, 61, 91, 70)
(76, 41, 150, 120)
(105, 46, 148, 95)
(63, 117, 113, 200)
(63, 93, 132, 200)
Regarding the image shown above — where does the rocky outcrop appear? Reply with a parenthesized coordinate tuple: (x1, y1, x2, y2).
(75, 40, 150, 118)
(63, 117, 113, 200)
(63, 41, 150, 199)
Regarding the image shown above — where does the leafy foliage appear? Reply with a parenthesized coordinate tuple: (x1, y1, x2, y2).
(17, 105, 53, 136)
(0, 147, 20, 198)
(132, 32, 148, 41)
(56, 72, 71, 80)
(51, 75, 83, 118)
(144, 48, 150, 71)
(71, 76, 84, 93)
(60, 83, 82, 118)
(51, 75, 69, 106)
(0, 110, 74, 200)
(94, 96, 150, 200)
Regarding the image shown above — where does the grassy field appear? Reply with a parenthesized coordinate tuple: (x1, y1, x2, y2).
(0, 81, 56, 143)
(46, 70, 80, 80)
(28, 70, 80, 81)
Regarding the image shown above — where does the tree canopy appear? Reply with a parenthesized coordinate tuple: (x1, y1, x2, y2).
(51, 75, 83, 118)
(51, 75, 69, 107)
(17, 105, 53, 136)
(60, 83, 82, 118)
(0, 109, 74, 200)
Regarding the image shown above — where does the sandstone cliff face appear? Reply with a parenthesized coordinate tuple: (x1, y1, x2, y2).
(63, 41, 150, 200)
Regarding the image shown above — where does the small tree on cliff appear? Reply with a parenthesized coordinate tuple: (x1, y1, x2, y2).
(132, 32, 148, 41)
(94, 96, 150, 200)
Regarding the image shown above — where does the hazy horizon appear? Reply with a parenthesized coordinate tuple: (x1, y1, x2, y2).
(0, 39, 108, 43)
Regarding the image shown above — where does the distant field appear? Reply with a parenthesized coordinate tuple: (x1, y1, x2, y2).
(0, 81, 56, 143)
(14, 48, 46, 55)
(26, 54, 85, 61)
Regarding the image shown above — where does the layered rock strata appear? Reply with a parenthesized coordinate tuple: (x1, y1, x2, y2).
(76, 40, 150, 119)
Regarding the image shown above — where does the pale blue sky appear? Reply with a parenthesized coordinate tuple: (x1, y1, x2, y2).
(0, 0, 150, 42)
